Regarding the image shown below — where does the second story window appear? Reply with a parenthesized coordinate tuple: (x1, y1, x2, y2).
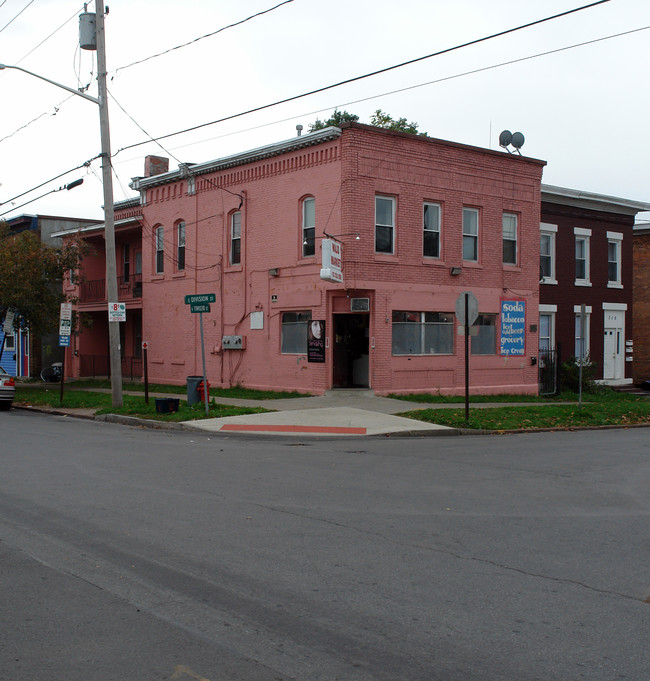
(375, 196, 394, 254)
(155, 226, 164, 274)
(574, 228, 591, 285)
(123, 244, 130, 283)
(177, 222, 185, 271)
(462, 208, 479, 262)
(302, 198, 315, 257)
(607, 231, 623, 287)
(423, 202, 441, 258)
(230, 212, 241, 265)
(540, 223, 557, 283)
(502, 213, 517, 265)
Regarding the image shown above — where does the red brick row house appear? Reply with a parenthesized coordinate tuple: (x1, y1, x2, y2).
(57, 123, 547, 395)
(540, 186, 650, 388)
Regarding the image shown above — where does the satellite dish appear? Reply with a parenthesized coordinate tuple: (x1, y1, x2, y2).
(499, 130, 513, 147)
(511, 132, 525, 149)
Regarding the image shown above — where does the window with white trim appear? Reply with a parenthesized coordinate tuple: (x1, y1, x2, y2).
(230, 212, 241, 265)
(375, 196, 395, 254)
(423, 202, 441, 258)
(574, 227, 591, 285)
(502, 213, 517, 265)
(281, 311, 311, 354)
(538, 310, 555, 355)
(302, 198, 315, 257)
(177, 222, 186, 270)
(540, 223, 557, 283)
(471, 314, 496, 355)
(574, 307, 591, 360)
(155, 226, 164, 274)
(607, 231, 623, 287)
(392, 311, 453, 355)
(462, 207, 479, 262)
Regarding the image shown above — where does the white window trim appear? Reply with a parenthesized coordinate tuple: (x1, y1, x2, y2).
(538, 310, 555, 353)
(574, 227, 591, 287)
(375, 195, 395, 255)
(606, 231, 623, 289)
(423, 202, 441, 259)
(540, 223, 557, 285)
(574, 306, 591, 361)
(462, 207, 479, 262)
(602, 302, 627, 311)
(502, 212, 518, 266)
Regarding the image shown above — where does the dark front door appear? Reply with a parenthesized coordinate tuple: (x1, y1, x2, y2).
(332, 314, 369, 388)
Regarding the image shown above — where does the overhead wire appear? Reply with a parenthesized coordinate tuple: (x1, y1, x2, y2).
(115, 0, 611, 154)
(0, 0, 34, 35)
(111, 0, 294, 77)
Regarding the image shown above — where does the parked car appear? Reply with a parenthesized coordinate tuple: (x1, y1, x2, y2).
(0, 366, 15, 410)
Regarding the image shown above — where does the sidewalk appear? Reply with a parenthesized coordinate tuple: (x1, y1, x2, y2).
(15, 385, 554, 437)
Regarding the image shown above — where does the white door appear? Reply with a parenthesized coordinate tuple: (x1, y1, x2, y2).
(603, 310, 624, 380)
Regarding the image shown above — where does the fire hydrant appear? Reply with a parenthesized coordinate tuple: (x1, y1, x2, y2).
(197, 380, 210, 402)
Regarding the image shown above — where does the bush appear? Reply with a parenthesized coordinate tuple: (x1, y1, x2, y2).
(559, 356, 598, 393)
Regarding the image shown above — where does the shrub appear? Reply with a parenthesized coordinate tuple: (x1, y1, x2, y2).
(559, 356, 598, 393)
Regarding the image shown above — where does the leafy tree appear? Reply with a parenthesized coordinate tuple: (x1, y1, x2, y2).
(369, 109, 427, 136)
(308, 109, 360, 132)
(308, 109, 427, 136)
(0, 221, 89, 337)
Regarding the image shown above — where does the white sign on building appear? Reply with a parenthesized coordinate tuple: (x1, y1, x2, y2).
(320, 239, 343, 284)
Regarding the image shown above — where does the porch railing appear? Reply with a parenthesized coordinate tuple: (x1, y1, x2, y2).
(79, 274, 142, 303)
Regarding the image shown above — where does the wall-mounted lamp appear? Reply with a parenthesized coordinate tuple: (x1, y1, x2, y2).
(450, 267, 462, 276)
(268, 267, 279, 277)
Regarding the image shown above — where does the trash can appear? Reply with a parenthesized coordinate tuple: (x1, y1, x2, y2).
(186, 375, 204, 405)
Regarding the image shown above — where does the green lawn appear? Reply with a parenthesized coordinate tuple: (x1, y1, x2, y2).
(399, 392, 650, 430)
(54, 379, 308, 401)
(13, 387, 271, 422)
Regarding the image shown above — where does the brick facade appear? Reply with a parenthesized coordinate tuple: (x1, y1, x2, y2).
(633, 228, 650, 383)
(63, 124, 548, 395)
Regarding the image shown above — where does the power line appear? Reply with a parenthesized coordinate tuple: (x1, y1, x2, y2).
(111, 0, 294, 77)
(0, 0, 34, 35)
(116, 0, 611, 154)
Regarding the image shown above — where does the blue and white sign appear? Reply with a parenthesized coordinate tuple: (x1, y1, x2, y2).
(59, 335, 71, 347)
(500, 300, 526, 356)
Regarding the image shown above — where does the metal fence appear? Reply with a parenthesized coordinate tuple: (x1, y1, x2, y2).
(78, 354, 142, 380)
(538, 348, 558, 396)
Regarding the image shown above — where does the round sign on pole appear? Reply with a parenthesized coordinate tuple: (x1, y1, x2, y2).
(455, 291, 479, 326)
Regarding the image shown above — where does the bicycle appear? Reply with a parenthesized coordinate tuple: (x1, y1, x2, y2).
(40, 362, 62, 383)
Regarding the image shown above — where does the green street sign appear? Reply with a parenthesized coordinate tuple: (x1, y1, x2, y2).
(190, 303, 211, 313)
(184, 293, 216, 304)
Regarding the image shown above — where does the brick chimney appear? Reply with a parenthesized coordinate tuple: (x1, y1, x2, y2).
(144, 155, 169, 177)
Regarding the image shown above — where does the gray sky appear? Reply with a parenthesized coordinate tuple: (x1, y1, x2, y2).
(1, 0, 648, 221)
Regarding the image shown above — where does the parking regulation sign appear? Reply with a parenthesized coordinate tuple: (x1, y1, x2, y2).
(108, 302, 126, 322)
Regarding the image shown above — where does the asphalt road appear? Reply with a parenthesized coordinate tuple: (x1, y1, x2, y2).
(1, 410, 649, 681)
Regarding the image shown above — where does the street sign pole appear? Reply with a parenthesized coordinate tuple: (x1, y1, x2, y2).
(142, 342, 149, 405)
(199, 311, 209, 416)
(465, 293, 470, 425)
(59, 349, 66, 405)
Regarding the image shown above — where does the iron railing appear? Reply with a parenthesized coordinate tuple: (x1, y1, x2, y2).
(79, 274, 142, 303)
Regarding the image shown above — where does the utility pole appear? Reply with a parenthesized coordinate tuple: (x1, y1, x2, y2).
(93, 6, 123, 406)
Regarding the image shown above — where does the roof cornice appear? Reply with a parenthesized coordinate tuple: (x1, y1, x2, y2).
(130, 127, 342, 191)
(542, 183, 650, 215)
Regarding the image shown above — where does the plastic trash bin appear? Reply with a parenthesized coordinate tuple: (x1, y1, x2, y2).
(186, 375, 204, 405)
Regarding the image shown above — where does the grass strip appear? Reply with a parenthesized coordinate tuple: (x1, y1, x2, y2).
(13, 388, 270, 422)
(400, 399, 650, 430)
(25, 379, 307, 401)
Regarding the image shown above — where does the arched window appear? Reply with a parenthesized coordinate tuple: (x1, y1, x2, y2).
(230, 212, 241, 265)
(176, 221, 186, 270)
(155, 226, 164, 274)
(302, 197, 315, 257)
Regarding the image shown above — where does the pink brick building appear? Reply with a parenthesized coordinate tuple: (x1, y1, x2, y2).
(61, 123, 547, 395)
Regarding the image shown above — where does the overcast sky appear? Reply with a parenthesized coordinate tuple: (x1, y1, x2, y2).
(1, 0, 648, 222)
